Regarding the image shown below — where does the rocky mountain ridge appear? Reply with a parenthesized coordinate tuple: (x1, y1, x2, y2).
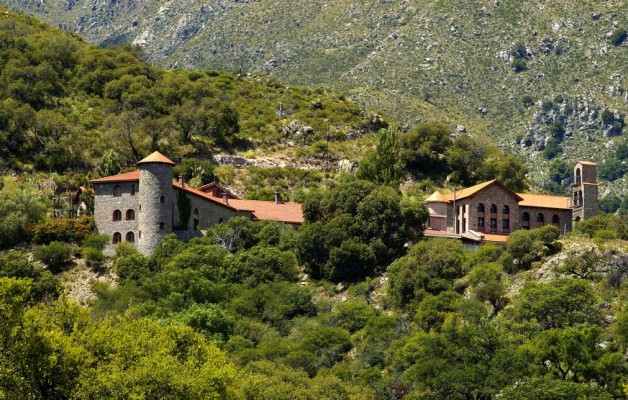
(2, 0, 627, 195)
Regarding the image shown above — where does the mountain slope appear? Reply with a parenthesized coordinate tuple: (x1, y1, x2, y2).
(3, 0, 627, 195)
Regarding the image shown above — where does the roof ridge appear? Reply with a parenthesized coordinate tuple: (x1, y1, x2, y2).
(137, 151, 176, 166)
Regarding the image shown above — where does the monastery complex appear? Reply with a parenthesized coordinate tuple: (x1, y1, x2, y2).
(91, 153, 597, 253)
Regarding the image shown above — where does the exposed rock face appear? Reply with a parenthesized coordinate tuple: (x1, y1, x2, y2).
(283, 120, 314, 143)
(537, 240, 628, 283)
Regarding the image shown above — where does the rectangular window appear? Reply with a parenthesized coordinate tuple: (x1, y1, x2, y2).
(477, 217, 484, 227)
(502, 219, 510, 229)
(490, 218, 497, 228)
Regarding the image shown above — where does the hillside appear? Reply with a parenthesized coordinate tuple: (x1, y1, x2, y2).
(3, 0, 627, 194)
(0, 6, 387, 183)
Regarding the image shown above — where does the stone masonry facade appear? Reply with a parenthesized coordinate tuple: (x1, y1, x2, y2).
(425, 161, 597, 241)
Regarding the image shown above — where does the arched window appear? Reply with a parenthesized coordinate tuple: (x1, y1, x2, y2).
(112, 232, 121, 244)
(160, 195, 165, 204)
(490, 204, 497, 213)
(522, 212, 530, 221)
(552, 214, 560, 224)
(502, 205, 510, 214)
(112, 210, 122, 221)
(131, 184, 136, 196)
(537, 213, 545, 223)
(193, 208, 200, 230)
(477, 203, 485, 212)
(126, 209, 135, 220)
(575, 168, 581, 185)
(159, 222, 164, 230)
(126, 232, 135, 243)
(113, 185, 122, 197)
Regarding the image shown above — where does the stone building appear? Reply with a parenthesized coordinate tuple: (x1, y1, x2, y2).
(91, 152, 304, 255)
(424, 160, 597, 244)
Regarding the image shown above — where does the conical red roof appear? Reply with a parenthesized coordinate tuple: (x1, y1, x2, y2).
(137, 151, 176, 166)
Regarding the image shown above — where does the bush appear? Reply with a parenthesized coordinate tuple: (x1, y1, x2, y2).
(32, 216, 95, 245)
(0, 183, 46, 248)
(512, 58, 527, 73)
(543, 138, 562, 159)
(116, 251, 150, 282)
(82, 233, 110, 250)
(600, 195, 622, 214)
(610, 28, 627, 46)
(599, 158, 626, 182)
(83, 247, 106, 269)
(594, 229, 618, 241)
(521, 95, 534, 107)
(0, 250, 62, 301)
(34, 241, 73, 273)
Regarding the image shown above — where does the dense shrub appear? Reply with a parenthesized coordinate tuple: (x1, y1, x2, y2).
(0, 250, 62, 301)
(610, 28, 627, 46)
(32, 216, 95, 245)
(387, 238, 466, 311)
(0, 182, 46, 248)
(34, 241, 73, 273)
(82, 233, 110, 250)
(574, 213, 628, 240)
(83, 247, 106, 269)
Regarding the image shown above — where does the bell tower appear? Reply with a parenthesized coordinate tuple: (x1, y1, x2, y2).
(572, 161, 598, 223)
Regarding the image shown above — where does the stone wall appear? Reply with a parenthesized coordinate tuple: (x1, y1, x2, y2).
(426, 201, 448, 231)
(93, 181, 140, 253)
(172, 188, 252, 231)
(138, 163, 174, 255)
(520, 206, 572, 234)
(447, 184, 520, 235)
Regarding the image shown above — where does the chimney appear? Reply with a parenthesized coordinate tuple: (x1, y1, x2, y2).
(223, 192, 228, 205)
(179, 174, 185, 187)
(275, 189, 283, 204)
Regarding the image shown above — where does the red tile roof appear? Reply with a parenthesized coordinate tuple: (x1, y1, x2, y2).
(576, 160, 597, 166)
(137, 151, 176, 166)
(90, 169, 303, 223)
(228, 199, 304, 224)
(196, 182, 241, 199)
(423, 229, 461, 238)
(425, 180, 523, 203)
(90, 170, 140, 183)
(480, 233, 510, 243)
(172, 181, 240, 211)
(517, 193, 571, 210)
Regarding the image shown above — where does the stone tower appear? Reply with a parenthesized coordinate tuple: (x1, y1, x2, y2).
(572, 160, 598, 223)
(137, 152, 175, 255)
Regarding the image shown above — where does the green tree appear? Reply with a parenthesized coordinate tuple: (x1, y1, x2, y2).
(467, 262, 508, 316)
(33, 241, 73, 274)
(509, 278, 601, 331)
(500, 377, 613, 400)
(227, 245, 299, 285)
(387, 239, 466, 311)
(357, 127, 404, 185)
(446, 135, 488, 186)
(0, 182, 46, 248)
(399, 121, 453, 179)
(395, 299, 518, 399)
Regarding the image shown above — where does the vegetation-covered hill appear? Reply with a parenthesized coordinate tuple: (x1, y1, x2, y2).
(3, 0, 627, 194)
(2, 8, 628, 400)
(0, 7, 386, 179)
